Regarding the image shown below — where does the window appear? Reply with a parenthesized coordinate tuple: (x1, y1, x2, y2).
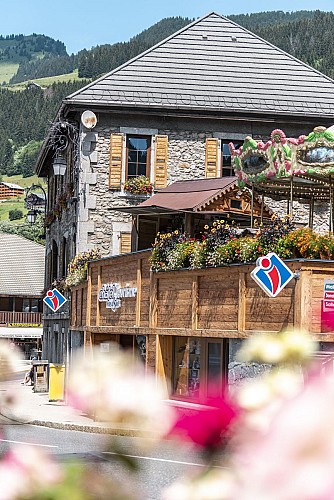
(173, 337, 228, 401)
(221, 141, 242, 177)
(126, 135, 151, 179)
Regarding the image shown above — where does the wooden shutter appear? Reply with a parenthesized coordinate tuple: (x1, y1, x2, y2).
(109, 133, 124, 189)
(154, 135, 168, 189)
(120, 232, 132, 254)
(205, 138, 219, 178)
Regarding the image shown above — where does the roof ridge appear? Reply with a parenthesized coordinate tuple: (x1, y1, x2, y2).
(66, 13, 219, 101)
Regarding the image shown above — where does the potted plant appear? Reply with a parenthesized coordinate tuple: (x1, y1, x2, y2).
(123, 176, 154, 195)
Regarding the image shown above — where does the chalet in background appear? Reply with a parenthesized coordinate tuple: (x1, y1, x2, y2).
(0, 182, 24, 200)
(0, 233, 44, 359)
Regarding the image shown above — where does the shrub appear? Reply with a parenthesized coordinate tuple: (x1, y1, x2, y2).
(202, 219, 238, 253)
(66, 249, 101, 287)
(257, 215, 295, 254)
(150, 231, 187, 271)
(8, 209, 23, 221)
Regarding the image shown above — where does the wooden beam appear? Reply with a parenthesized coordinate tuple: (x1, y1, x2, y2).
(135, 257, 142, 327)
(294, 269, 312, 332)
(149, 273, 158, 328)
(86, 266, 92, 327)
(96, 265, 101, 327)
(192, 275, 199, 330)
(238, 271, 246, 334)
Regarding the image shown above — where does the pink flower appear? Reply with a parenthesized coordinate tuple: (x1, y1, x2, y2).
(169, 392, 238, 449)
(231, 371, 334, 499)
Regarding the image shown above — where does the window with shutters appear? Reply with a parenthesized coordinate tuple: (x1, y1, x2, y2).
(126, 135, 151, 179)
(221, 141, 242, 177)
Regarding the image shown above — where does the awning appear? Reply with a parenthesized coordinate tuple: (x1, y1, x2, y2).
(0, 327, 43, 339)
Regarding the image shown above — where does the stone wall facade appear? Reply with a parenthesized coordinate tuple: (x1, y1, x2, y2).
(72, 111, 327, 257)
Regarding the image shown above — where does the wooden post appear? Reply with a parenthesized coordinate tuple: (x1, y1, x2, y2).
(96, 265, 101, 327)
(238, 271, 246, 334)
(192, 275, 199, 330)
(260, 193, 264, 224)
(330, 175, 333, 232)
(309, 197, 314, 229)
(185, 212, 194, 236)
(135, 257, 142, 327)
(250, 183, 254, 228)
(290, 176, 294, 218)
(149, 273, 158, 328)
(86, 267, 92, 328)
(294, 269, 313, 332)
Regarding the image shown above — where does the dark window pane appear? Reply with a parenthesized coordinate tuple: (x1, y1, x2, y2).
(128, 163, 136, 177)
(222, 168, 233, 177)
(138, 164, 147, 176)
(128, 150, 137, 162)
(207, 342, 222, 398)
(223, 155, 232, 166)
(138, 150, 147, 163)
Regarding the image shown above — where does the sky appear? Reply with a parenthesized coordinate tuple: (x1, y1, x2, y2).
(0, 0, 333, 54)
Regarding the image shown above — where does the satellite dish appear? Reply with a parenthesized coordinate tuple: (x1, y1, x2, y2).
(81, 110, 97, 129)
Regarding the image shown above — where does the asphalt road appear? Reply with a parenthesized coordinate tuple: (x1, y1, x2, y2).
(0, 424, 215, 499)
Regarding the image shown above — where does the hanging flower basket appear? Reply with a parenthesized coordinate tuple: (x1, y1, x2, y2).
(123, 176, 154, 195)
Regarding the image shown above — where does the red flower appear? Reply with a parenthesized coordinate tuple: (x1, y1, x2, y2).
(169, 391, 238, 449)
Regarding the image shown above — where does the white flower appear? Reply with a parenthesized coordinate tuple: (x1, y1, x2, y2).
(162, 469, 235, 500)
(68, 346, 175, 441)
(0, 445, 63, 500)
(0, 341, 22, 381)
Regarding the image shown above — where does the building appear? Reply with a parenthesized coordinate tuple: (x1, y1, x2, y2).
(0, 233, 44, 359)
(35, 12, 334, 363)
(0, 182, 24, 200)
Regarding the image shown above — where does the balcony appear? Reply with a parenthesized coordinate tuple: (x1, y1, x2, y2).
(0, 311, 42, 325)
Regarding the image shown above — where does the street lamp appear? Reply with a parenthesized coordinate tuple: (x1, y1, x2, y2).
(24, 185, 47, 225)
(52, 155, 67, 176)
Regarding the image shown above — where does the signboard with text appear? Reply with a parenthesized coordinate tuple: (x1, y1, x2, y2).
(323, 280, 334, 312)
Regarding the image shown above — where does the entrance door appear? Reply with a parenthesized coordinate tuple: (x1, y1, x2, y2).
(172, 337, 228, 402)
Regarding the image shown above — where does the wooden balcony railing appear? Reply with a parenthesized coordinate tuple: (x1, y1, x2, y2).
(0, 311, 42, 325)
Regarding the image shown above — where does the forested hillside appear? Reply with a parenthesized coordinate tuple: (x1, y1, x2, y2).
(2, 11, 334, 179)
(0, 80, 87, 177)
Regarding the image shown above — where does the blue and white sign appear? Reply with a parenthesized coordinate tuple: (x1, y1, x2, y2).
(43, 288, 67, 312)
(251, 252, 294, 298)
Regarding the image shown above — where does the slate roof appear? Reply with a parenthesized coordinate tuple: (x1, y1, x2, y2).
(65, 12, 334, 118)
(0, 233, 45, 296)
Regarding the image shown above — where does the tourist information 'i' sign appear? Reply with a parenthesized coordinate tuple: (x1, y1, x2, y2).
(251, 253, 295, 298)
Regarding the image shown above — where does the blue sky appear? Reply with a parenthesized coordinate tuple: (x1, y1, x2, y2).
(0, 0, 333, 53)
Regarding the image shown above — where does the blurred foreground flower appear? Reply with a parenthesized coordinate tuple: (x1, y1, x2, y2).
(237, 329, 317, 365)
(230, 371, 334, 499)
(170, 393, 238, 451)
(67, 346, 175, 439)
(0, 341, 22, 381)
(163, 469, 235, 500)
(0, 445, 63, 500)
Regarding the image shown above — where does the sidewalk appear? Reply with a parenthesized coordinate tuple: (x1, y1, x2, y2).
(0, 378, 144, 436)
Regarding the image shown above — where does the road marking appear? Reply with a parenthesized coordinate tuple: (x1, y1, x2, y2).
(103, 452, 223, 468)
(0, 439, 58, 449)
